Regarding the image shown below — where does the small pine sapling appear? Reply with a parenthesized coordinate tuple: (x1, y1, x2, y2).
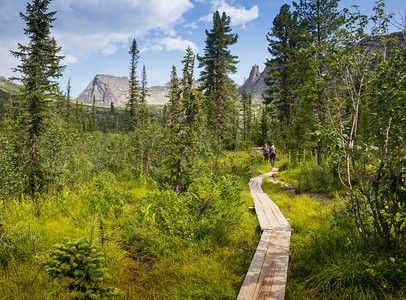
(40, 236, 122, 299)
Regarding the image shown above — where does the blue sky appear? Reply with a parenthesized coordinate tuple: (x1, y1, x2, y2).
(1, 0, 405, 98)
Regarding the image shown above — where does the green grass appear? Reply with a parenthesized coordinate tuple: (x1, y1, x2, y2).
(0, 143, 263, 299)
(262, 180, 406, 299)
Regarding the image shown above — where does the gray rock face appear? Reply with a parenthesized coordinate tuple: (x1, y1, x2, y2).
(0, 76, 6, 86)
(76, 74, 128, 106)
(239, 65, 269, 103)
(76, 74, 170, 106)
(245, 64, 261, 90)
(76, 69, 269, 106)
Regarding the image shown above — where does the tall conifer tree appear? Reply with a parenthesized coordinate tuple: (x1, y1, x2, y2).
(139, 65, 149, 129)
(66, 78, 71, 121)
(126, 38, 140, 132)
(167, 65, 181, 127)
(264, 4, 306, 157)
(198, 11, 239, 152)
(293, 0, 343, 165)
(10, 0, 65, 194)
(90, 95, 97, 132)
(241, 84, 253, 143)
(166, 47, 203, 193)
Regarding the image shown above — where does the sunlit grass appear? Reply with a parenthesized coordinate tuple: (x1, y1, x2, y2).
(0, 148, 264, 299)
(262, 179, 406, 299)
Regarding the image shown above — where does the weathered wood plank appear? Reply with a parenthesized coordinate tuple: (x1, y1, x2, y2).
(254, 230, 291, 299)
(237, 169, 292, 300)
(237, 230, 272, 299)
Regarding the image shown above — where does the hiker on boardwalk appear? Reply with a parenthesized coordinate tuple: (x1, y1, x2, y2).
(269, 143, 277, 167)
(263, 144, 270, 164)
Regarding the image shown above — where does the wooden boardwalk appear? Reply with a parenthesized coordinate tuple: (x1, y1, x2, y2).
(237, 169, 292, 300)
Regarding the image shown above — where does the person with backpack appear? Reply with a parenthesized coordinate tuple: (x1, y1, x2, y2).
(263, 144, 270, 164)
(269, 143, 277, 167)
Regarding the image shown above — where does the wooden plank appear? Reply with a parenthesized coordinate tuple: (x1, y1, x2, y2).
(254, 230, 291, 299)
(260, 192, 290, 228)
(238, 169, 292, 300)
(237, 230, 272, 299)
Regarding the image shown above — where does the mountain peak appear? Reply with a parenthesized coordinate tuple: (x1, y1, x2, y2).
(76, 74, 170, 106)
(238, 64, 268, 103)
(248, 65, 261, 84)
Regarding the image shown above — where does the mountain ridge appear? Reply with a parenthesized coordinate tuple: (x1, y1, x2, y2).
(76, 68, 268, 107)
(76, 74, 170, 106)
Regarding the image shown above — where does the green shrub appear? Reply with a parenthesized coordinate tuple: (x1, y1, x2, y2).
(40, 236, 123, 299)
(277, 157, 293, 172)
(0, 129, 26, 200)
(282, 159, 338, 194)
(84, 172, 124, 219)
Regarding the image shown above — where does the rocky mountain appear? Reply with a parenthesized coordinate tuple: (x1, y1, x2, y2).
(362, 31, 405, 51)
(237, 32, 406, 104)
(76, 31, 405, 107)
(238, 64, 269, 103)
(76, 71, 269, 107)
(0, 76, 20, 94)
(76, 74, 170, 106)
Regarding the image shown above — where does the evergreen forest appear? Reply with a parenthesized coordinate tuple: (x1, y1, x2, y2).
(0, 0, 405, 299)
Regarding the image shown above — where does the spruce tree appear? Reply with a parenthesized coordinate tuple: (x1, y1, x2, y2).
(197, 11, 239, 152)
(166, 47, 203, 193)
(90, 95, 97, 131)
(75, 99, 80, 130)
(260, 104, 269, 146)
(167, 65, 181, 128)
(109, 102, 115, 117)
(139, 65, 149, 129)
(109, 102, 115, 129)
(66, 78, 71, 122)
(126, 38, 140, 132)
(10, 0, 65, 195)
(264, 4, 306, 158)
(241, 83, 253, 143)
(293, 0, 344, 165)
(102, 116, 108, 134)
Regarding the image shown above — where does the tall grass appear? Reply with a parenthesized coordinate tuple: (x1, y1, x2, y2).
(262, 180, 406, 299)
(0, 133, 262, 298)
(276, 157, 343, 196)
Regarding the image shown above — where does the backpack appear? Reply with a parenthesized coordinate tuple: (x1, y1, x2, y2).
(264, 148, 270, 155)
(270, 146, 276, 156)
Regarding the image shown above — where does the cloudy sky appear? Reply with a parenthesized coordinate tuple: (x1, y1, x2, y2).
(1, 0, 405, 97)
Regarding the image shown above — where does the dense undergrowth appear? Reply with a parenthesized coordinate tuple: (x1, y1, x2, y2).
(2, 116, 404, 299)
(0, 125, 268, 299)
(263, 161, 406, 299)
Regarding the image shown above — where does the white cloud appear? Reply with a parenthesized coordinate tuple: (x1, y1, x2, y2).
(101, 44, 118, 57)
(53, 31, 129, 63)
(56, 0, 194, 61)
(1, 0, 195, 72)
(161, 37, 199, 52)
(61, 54, 78, 65)
(143, 37, 199, 53)
(51, 0, 193, 33)
(199, 0, 259, 28)
(184, 22, 199, 29)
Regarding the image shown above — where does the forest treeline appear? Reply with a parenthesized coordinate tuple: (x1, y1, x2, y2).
(263, 0, 406, 257)
(0, 0, 405, 298)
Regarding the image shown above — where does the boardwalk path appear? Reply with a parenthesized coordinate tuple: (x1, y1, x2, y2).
(237, 169, 292, 300)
